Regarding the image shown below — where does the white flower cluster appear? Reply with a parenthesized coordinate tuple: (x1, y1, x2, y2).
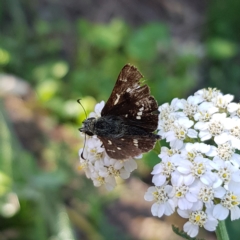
(145, 88, 240, 238)
(78, 101, 138, 191)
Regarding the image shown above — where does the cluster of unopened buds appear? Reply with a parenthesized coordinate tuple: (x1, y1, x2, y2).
(79, 88, 240, 237)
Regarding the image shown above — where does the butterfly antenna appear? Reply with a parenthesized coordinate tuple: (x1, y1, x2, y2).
(77, 99, 88, 118)
(77, 99, 88, 160)
(81, 133, 87, 160)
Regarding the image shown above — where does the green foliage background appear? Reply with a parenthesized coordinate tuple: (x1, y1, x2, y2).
(0, 0, 240, 239)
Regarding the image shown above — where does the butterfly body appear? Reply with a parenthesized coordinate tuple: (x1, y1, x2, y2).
(80, 64, 160, 160)
(81, 115, 159, 139)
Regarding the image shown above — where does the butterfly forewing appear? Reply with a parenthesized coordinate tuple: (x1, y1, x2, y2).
(101, 64, 143, 116)
(101, 64, 158, 132)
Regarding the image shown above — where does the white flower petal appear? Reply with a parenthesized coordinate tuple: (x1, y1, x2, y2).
(152, 174, 167, 186)
(184, 174, 195, 185)
(187, 129, 198, 138)
(186, 192, 198, 202)
(178, 198, 192, 210)
(204, 219, 218, 231)
(214, 133, 230, 145)
(194, 121, 207, 130)
(184, 222, 199, 238)
(120, 169, 130, 179)
(164, 200, 175, 216)
(230, 206, 240, 220)
(228, 102, 239, 113)
(177, 209, 189, 218)
(213, 204, 229, 220)
(151, 163, 163, 174)
(144, 187, 156, 201)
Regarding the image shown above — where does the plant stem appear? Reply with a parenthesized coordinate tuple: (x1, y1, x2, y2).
(215, 220, 229, 240)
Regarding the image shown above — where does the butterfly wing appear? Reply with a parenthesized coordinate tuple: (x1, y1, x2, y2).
(98, 135, 157, 160)
(101, 64, 158, 132)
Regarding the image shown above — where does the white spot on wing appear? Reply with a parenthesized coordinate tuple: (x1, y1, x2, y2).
(107, 149, 115, 152)
(126, 88, 131, 92)
(121, 78, 127, 82)
(136, 116, 141, 120)
(117, 147, 121, 150)
(133, 139, 138, 147)
(108, 140, 112, 145)
(137, 111, 143, 116)
(114, 94, 120, 105)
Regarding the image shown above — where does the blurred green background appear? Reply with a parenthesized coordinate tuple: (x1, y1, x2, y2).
(0, 0, 240, 239)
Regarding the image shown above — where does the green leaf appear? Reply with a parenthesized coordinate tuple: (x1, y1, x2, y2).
(0, 171, 12, 196)
(78, 19, 128, 50)
(126, 23, 170, 60)
(206, 38, 237, 59)
(36, 79, 59, 102)
(172, 225, 205, 240)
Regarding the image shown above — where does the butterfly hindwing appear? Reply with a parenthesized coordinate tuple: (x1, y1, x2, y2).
(99, 135, 157, 159)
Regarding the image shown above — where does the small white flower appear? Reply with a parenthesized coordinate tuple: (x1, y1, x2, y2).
(181, 142, 216, 162)
(194, 101, 218, 122)
(178, 207, 218, 238)
(191, 180, 225, 211)
(213, 142, 240, 167)
(177, 156, 216, 186)
(212, 158, 240, 191)
(152, 155, 178, 186)
(99, 157, 130, 180)
(158, 146, 180, 161)
(212, 94, 234, 109)
(195, 88, 220, 102)
(91, 171, 116, 191)
(89, 101, 105, 118)
(228, 102, 240, 117)
(158, 98, 182, 120)
(220, 118, 240, 149)
(177, 95, 203, 117)
(165, 117, 197, 149)
(144, 185, 175, 217)
(78, 149, 94, 178)
(158, 116, 176, 139)
(122, 158, 138, 172)
(195, 113, 227, 142)
(215, 142, 235, 160)
(213, 191, 240, 220)
(84, 137, 105, 161)
(171, 184, 198, 210)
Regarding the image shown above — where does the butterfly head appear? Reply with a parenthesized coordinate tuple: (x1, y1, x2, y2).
(79, 117, 96, 136)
